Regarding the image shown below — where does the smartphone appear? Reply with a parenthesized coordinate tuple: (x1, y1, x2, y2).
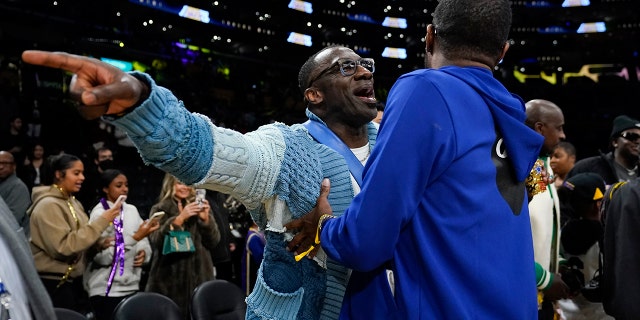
(195, 189, 206, 206)
(149, 211, 165, 221)
(115, 195, 127, 206)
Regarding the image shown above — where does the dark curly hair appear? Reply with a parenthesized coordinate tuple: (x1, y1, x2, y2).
(432, 0, 512, 62)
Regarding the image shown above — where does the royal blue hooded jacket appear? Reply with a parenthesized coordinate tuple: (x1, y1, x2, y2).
(321, 66, 543, 319)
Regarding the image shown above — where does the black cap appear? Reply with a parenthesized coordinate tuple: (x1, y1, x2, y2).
(562, 173, 605, 202)
(610, 115, 640, 141)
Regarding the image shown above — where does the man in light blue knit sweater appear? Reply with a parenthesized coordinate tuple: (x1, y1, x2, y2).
(22, 46, 380, 319)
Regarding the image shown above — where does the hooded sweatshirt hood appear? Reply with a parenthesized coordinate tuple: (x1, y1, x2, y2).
(27, 185, 68, 216)
(440, 67, 543, 181)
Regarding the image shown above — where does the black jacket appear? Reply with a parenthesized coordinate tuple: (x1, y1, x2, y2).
(567, 152, 619, 186)
(146, 198, 220, 320)
(602, 179, 640, 319)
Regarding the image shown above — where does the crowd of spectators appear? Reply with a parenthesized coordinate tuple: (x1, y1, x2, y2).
(0, 54, 265, 318)
(0, 52, 311, 215)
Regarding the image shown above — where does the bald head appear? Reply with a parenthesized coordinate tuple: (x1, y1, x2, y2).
(525, 99, 566, 155)
(0, 151, 16, 181)
(525, 100, 562, 127)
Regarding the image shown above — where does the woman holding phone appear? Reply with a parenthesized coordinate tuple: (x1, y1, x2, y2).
(83, 169, 159, 320)
(145, 173, 220, 319)
(28, 154, 121, 314)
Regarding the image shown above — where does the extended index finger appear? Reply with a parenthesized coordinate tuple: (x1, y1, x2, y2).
(22, 50, 97, 74)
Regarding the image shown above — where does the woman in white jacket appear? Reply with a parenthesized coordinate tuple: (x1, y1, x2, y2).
(83, 169, 159, 320)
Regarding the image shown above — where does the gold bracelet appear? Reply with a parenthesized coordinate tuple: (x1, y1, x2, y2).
(316, 214, 334, 244)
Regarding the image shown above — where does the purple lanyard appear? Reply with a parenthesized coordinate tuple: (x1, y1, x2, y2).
(100, 197, 125, 296)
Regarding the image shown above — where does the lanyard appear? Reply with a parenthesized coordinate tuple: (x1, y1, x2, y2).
(303, 120, 364, 187)
(100, 198, 126, 296)
(52, 185, 80, 288)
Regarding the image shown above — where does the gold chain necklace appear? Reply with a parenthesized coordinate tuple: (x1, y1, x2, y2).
(52, 184, 79, 228)
(51, 184, 80, 288)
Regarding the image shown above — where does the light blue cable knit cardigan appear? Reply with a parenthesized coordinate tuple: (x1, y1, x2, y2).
(108, 72, 378, 319)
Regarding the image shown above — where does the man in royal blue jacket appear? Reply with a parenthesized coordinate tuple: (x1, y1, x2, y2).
(287, 0, 544, 318)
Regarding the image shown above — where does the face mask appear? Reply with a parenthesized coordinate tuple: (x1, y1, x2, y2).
(98, 159, 114, 171)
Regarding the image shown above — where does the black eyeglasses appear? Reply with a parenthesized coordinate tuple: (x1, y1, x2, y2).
(306, 58, 375, 89)
(620, 131, 640, 142)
